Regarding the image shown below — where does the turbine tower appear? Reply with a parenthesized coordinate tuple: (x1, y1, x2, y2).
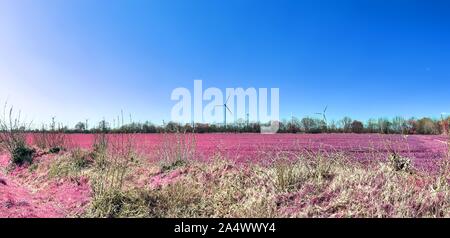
(216, 95, 232, 128)
(315, 106, 328, 130)
(246, 113, 250, 127)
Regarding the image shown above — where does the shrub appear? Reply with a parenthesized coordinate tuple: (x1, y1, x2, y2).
(72, 149, 93, 168)
(0, 104, 32, 166)
(93, 133, 108, 155)
(160, 159, 187, 173)
(157, 132, 196, 170)
(32, 132, 68, 151)
(274, 158, 306, 192)
(90, 133, 110, 169)
(12, 144, 35, 166)
(87, 133, 138, 217)
(28, 163, 38, 173)
(388, 153, 412, 172)
(49, 147, 62, 154)
(48, 149, 92, 179)
(87, 164, 139, 217)
(86, 189, 155, 218)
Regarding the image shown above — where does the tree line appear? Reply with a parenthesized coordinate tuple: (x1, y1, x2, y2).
(28, 116, 450, 135)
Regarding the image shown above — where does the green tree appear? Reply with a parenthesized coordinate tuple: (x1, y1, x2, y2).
(74, 122, 86, 131)
(417, 118, 438, 134)
(340, 117, 353, 133)
(351, 120, 364, 133)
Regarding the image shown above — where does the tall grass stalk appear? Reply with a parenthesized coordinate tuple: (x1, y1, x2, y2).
(157, 131, 196, 171)
(0, 103, 34, 165)
(87, 117, 140, 217)
(32, 123, 69, 151)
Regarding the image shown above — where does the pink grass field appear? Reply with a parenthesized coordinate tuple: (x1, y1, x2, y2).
(1, 133, 448, 218)
(61, 133, 448, 169)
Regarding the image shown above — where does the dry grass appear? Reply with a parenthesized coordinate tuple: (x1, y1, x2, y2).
(79, 152, 450, 218)
(33, 132, 450, 218)
(156, 132, 196, 172)
(0, 103, 35, 166)
(32, 132, 70, 152)
(48, 148, 93, 180)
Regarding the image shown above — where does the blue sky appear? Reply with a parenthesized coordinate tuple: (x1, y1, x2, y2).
(1, 0, 449, 127)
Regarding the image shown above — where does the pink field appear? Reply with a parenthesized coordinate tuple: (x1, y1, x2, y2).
(63, 133, 448, 170)
(1, 133, 449, 218)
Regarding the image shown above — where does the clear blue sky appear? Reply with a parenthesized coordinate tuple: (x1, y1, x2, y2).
(1, 0, 449, 127)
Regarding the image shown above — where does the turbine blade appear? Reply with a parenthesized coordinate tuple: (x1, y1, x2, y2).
(225, 95, 231, 104)
(324, 106, 328, 113)
(225, 105, 232, 114)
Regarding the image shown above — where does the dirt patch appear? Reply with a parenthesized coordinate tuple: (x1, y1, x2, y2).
(0, 153, 91, 218)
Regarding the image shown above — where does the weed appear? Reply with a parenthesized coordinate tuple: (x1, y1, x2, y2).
(157, 132, 196, 171)
(388, 153, 412, 172)
(48, 149, 92, 179)
(160, 159, 186, 173)
(273, 158, 304, 192)
(12, 144, 35, 166)
(86, 188, 156, 218)
(0, 103, 33, 166)
(49, 147, 62, 154)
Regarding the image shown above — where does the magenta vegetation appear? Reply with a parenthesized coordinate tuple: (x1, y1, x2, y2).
(59, 133, 448, 169)
(1, 133, 449, 218)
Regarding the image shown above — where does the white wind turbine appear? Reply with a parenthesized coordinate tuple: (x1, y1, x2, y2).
(315, 106, 328, 130)
(216, 95, 233, 128)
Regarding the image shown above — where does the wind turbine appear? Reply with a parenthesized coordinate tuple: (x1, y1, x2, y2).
(315, 106, 328, 130)
(246, 113, 250, 127)
(216, 95, 233, 128)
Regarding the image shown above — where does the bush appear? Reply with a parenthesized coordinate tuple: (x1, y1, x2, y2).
(0, 104, 31, 166)
(93, 133, 108, 154)
(72, 149, 93, 168)
(157, 132, 196, 170)
(32, 132, 68, 150)
(48, 149, 92, 179)
(388, 153, 411, 172)
(86, 189, 156, 218)
(12, 145, 35, 166)
(49, 147, 62, 154)
(274, 159, 306, 192)
(160, 159, 186, 173)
